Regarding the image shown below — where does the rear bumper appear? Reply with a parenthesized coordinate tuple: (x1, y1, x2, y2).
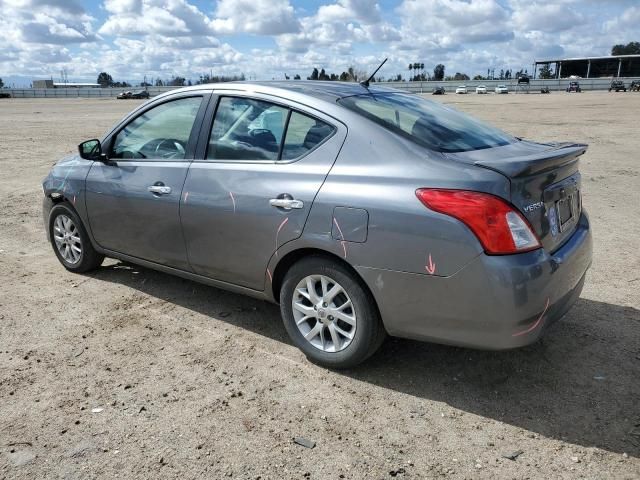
(357, 212, 593, 350)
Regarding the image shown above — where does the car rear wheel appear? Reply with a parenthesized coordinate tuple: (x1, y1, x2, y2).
(49, 202, 104, 273)
(280, 256, 386, 368)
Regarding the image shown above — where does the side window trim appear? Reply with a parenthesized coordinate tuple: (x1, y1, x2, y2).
(196, 94, 338, 164)
(276, 109, 293, 161)
(106, 93, 210, 162)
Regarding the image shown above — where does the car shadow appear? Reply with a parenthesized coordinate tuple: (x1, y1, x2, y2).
(91, 261, 640, 457)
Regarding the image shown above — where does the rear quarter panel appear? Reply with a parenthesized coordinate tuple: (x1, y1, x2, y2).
(274, 113, 511, 280)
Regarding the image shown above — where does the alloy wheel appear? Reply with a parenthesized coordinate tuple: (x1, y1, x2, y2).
(292, 274, 357, 353)
(53, 214, 82, 265)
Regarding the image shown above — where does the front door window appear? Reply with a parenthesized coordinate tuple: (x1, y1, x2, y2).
(111, 96, 202, 160)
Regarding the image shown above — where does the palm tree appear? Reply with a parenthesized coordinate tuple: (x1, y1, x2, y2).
(408, 64, 413, 81)
(420, 63, 425, 80)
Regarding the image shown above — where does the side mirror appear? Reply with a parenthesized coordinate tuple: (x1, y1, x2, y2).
(78, 139, 105, 161)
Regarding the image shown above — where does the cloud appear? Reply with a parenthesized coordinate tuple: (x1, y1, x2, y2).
(0, 0, 96, 45)
(512, 2, 586, 33)
(212, 0, 300, 35)
(0, 0, 637, 85)
(99, 0, 216, 36)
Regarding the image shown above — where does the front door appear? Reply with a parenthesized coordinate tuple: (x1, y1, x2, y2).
(181, 94, 346, 290)
(86, 94, 208, 269)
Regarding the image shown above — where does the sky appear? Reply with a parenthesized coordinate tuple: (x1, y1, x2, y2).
(0, 0, 638, 87)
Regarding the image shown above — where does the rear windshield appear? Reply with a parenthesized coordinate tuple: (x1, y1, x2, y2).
(338, 93, 515, 152)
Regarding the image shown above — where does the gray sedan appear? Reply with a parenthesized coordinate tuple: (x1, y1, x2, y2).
(42, 82, 592, 368)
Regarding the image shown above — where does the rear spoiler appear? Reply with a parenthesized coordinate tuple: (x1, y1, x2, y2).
(474, 143, 588, 178)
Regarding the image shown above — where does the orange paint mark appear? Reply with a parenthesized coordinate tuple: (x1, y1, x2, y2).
(332, 217, 347, 259)
(425, 253, 436, 275)
(275, 217, 289, 256)
(512, 298, 551, 337)
(229, 192, 236, 213)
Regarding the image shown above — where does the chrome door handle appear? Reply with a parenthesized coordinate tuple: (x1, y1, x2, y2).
(269, 198, 304, 210)
(148, 185, 172, 195)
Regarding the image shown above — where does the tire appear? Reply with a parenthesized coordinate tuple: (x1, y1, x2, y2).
(280, 256, 386, 369)
(49, 202, 104, 273)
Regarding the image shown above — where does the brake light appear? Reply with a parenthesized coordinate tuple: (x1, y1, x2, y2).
(416, 189, 541, 255)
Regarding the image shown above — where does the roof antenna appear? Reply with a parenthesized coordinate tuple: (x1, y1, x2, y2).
(360, 58, 388, 88)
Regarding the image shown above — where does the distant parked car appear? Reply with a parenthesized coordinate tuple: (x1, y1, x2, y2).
(118, 90, 149, 99)
(455, 85, 468, 94)
(566, 82, 582, 93)
(131, 90, 150, 99)
(609, 80, 626, 92)
(432, 86, 445, 95)
(475, 85, 487, 94)
(630, 80, 640, 92)
(540, 86, 550, 94)
(0, 92, 11, 99)
(517, 75, 530, 85)
(495, 85, 509, 94)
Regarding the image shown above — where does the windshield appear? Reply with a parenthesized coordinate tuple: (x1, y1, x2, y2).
(338, 93, 514, 152)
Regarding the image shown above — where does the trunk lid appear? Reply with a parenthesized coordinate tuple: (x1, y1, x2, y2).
(444, 140, 587, 253)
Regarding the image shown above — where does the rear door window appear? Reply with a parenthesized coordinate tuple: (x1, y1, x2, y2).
(207, 97, 335, 161)
(281, 111, 335, 160)
(207, 97, 287, 161)
(338, 93, 514, 152)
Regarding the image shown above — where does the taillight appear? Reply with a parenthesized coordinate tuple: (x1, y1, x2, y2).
(415, 189, 541, 255)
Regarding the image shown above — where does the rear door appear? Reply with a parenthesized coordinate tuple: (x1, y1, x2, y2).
(86, 93, 209, 269)
(181, 93, 346, 290)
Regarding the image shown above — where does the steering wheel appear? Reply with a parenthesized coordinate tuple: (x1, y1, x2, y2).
(154, 138, 186, 158)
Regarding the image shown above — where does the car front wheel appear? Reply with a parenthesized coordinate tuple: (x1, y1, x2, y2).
(49, 202, 104, 273)
(280, 256, 386, 368)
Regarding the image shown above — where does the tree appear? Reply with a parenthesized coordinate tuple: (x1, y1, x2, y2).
(452, 72, 469, 81)
(168, 76, 186, 86)
(155, 78, 164, 86)
(319, 68, 330, 80)
(293, 74, 301, 80)
(96, 72, 113, 88)
(538, 63, 553, 79)
(0, 77, 3, 88)
(433, 64, 445, 81)
(473, 75, 484, 80)
(611, 41, 640, 55)
(308, 68, 319, 80)
(408, 63, 413, 80)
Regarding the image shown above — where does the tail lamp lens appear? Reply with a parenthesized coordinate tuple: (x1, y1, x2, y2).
(415, 189, 541, 255)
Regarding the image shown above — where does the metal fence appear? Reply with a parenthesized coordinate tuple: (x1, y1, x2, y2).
(3, 86, 177, 98)
(383, 77, 640, 93)
(3, 77, 640, 98)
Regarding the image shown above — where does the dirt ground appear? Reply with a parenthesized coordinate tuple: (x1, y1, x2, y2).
(1, 91, 638, 479)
